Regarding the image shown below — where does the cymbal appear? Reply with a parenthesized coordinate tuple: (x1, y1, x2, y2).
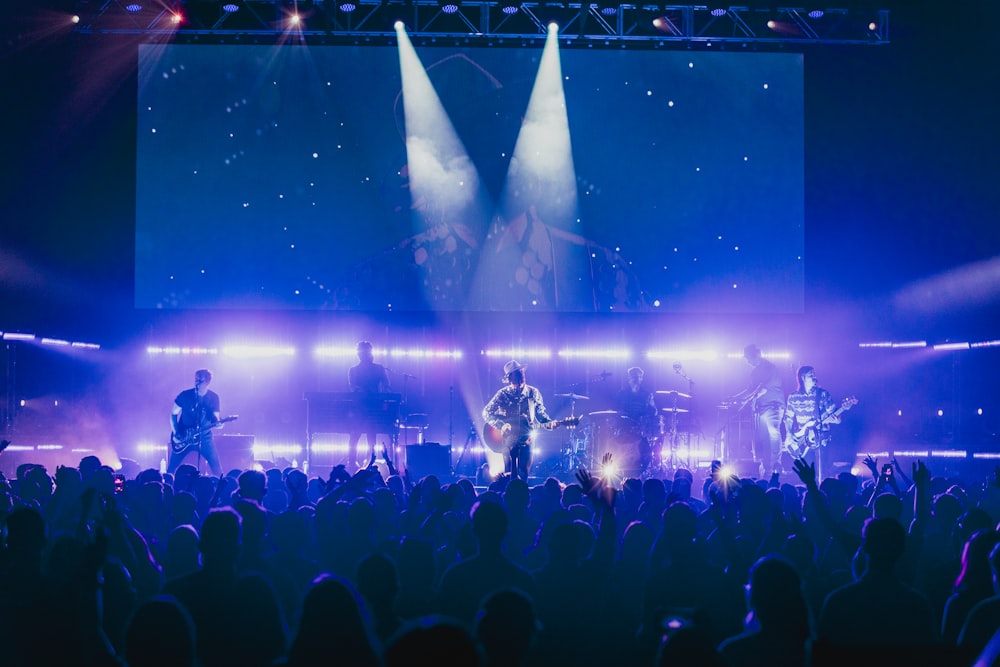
(660, 407, 689, 413)
(588, 410, 619, 415)
(555, 393, 590, 400)
(655, 390, 692, 399)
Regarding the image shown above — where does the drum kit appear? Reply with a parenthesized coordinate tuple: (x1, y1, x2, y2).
(553, 389, 696, 477)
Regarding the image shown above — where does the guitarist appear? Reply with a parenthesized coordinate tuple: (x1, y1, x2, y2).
(783, 366, 839, 478)
(733, 344, 785, 477)
(168, 368, 223, 476)
(482, 360, 553, 482)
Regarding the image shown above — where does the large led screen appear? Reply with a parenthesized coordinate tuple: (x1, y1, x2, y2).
(136, 43, 803, 313)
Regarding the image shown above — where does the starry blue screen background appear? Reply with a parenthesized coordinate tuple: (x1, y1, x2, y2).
(135, 44, 803, 313)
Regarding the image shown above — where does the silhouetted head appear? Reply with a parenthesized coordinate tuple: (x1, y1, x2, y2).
(78, 455, 102, 481)
(199, 508, 242, 570)
(125, 596, 196, 667)
(475, 588, 539, 664)
(503, 478, 530, 512)
(955, 530, 1000, 592)
(746, 555, 810, 637)
(861, 517, 906, 572)
(872, 492, 903, 521)
(237, 469, 267, 503)
(386, 616, 482, 667)
(621, 520, 655, 564)
(290, 574, 378, 666)
(357, 340, 375, 363)
(471, 499, 508, 549)
(662, 501, 698, 545)
(357, 552, 399, 605)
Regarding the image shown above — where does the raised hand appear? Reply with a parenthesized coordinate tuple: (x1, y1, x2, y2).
(575, 467, 599, 496)
(863, 454, 879, 478)
(912, 460, 931, 489)
(792, 457, 818, 489)
(577, 465, 614, 509)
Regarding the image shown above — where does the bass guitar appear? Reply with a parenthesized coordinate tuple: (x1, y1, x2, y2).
(170, 415, 239, 454)
(483, 417, 580, 454)
(784, 397, 857, 458)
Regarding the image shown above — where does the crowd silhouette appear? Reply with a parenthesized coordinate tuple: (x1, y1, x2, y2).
(3, 443, 1000, 666)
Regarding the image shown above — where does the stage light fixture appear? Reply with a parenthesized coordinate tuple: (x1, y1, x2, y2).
(500, 1, 520, 15)
(125, 2, 143, 12)
(40, 338, 70, 346)
(807, 9, 824, 19)
(709, 7, 727, 17)
(338, 0, 356, 10)
(222, 2, 240, 12)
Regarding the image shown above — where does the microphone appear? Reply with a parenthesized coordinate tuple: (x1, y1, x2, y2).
(672, 362, 683, 373)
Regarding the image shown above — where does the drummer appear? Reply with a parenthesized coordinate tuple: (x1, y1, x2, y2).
(615, 367, 658, 472)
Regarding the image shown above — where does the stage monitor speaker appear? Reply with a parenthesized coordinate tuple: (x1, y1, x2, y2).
(216, 434, 255, 473)
(405, 443, 451, 481)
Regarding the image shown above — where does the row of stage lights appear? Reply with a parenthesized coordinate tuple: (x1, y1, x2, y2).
(5, 332, 1000, 358)
(1, 332, 100, 349)
(117, 2, 851, 15)
(97, 2, 886, 43)
(858, 340, 1000, 351)
(142, 341, 1000, 359)
(142, 344, 794, 361)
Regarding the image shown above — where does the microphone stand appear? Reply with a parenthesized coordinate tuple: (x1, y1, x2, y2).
(454, 421, 479, 477)
(193, 385, 205, 475)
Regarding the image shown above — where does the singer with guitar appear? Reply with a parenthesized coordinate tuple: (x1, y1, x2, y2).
(783, 365, 856, 480)
(482, 360, 559, 482)
(167, 368, 225, 476)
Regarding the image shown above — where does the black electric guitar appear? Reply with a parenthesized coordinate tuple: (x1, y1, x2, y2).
(170, 415, 239, 454)
(784, 396, 857, 458)
(483, 417, 580, 454)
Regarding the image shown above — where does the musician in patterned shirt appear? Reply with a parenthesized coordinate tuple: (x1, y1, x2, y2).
(783, 366, 839, 474)
(482, 360, 553, 481)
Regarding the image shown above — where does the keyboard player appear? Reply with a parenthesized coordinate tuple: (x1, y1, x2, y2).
(348, 340, 392, 470)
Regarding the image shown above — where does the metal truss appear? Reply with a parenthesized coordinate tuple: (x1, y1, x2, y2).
(72, 2, 889, 46)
